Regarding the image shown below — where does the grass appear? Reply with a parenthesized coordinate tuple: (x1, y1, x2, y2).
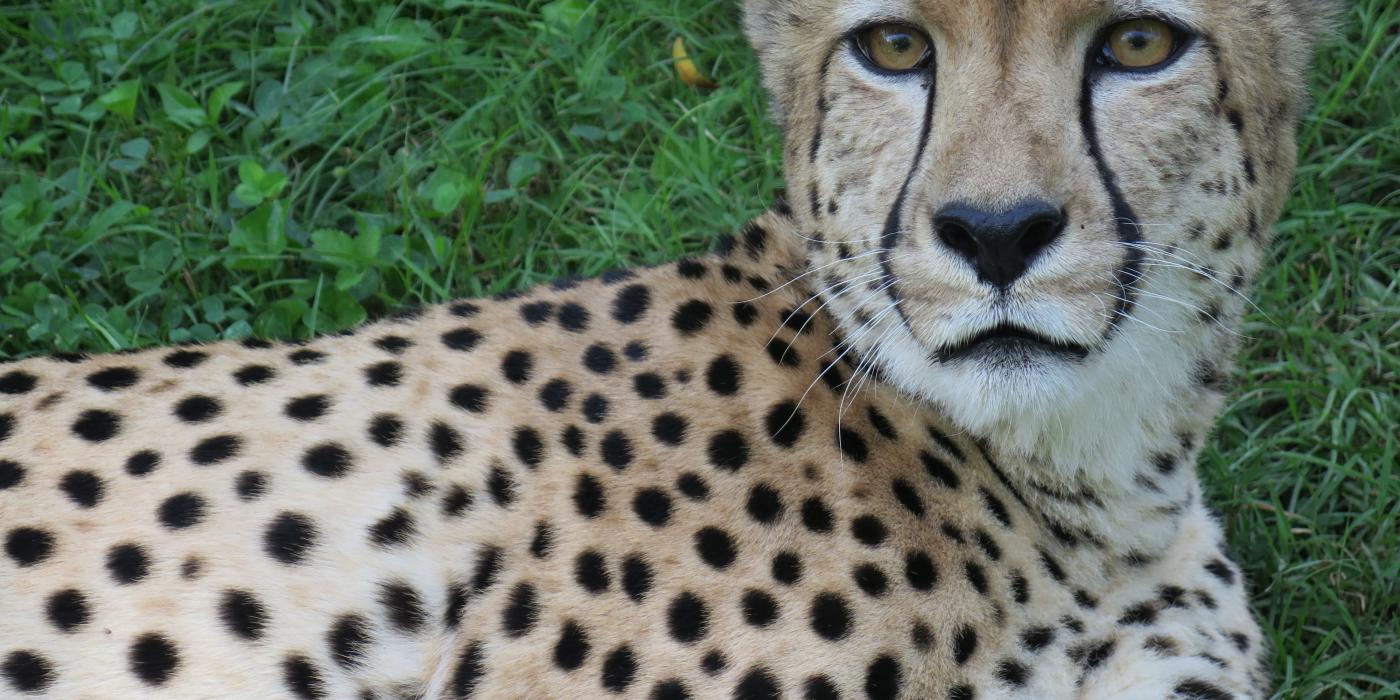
(0, 1, 1395, 696)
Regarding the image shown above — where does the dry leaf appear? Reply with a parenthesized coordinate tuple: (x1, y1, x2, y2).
(673, 37, 718, 89)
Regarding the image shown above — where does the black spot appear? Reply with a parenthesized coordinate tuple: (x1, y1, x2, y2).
(584, 344, 618, 374)
(72, 408, 121, 441)
(554, 621, 590, 671)
(510, 427, 545, 469)
(766, 337, 801, 366)
(45, 588, 90, 632)
(303, 443, 353, 478)
(442, 327, 483, 351)
(574, 550, 612, 593)
(470, 546, 503, 595)
(633, 372, 667, 399)
(285, 394, 330, 421)
(809, 592, 851, 640)
(452, 642, 484, 699)
(836, 428, 869, 461)
(88, 366, 140, 391)
(865, 655, 901, 700)
(677, 472, 710, 500)
(557, 303, 590, 332)
(234, 364, 276, 385)
(668, 591, 709, 643)
(288, 349, 326, 366)
(706, 355, 742, 395)
(974, 530, 1003, 561)
(221, 590, 269, 641)
(264, 512, 318, 564)
(633, 488, 673, 527)
(1021, 626, 1055, 652)
(965, 561, 989, 595)
(369, 507, 416, 548)
(672, 300, 714, 335)
(601, 645, 637, 693)
(953, 626, 978, 664)
(652, 679, 690, 700)
(164, 349, 209, 368)
(430, 421, 465, 463)
(1204, 558, 1236, 585)
(601, 431, 635, 470)
(610, 285, 653, 324)
(651, 413, 688, 445)
(561, 425, 585, 456)
(487, 466, 516, 507)
(191, 435, 241, 465)
(0, 459, 23, 490)
(502, 350, 534, 383)
(854, 564, 889, 597)
(104, 542, 149, 584)
(59, 470, 103, 508)
(623, 341, 649, 361)
(520, 301, 554, 325)
(765, 401, 805, 448)
(364, 361, 403, 387)
(742, 589, 780, 627)
(622, 555, 653, 601)
(677, 259, 707, 279)
(1039, 548, 1067, 582)
(158, 492, 206, 529)
(947, 685, 975, 700)
(328, 614, 371, 668)
(174, 395, 222, 423)
(235, 470, 268, 501)
(921, 451, 960, 489)
(707, 430, 749, 470)
(0, 413, 12, 444)
(379, 581, 427, 633)
(694, 527, 737, 569)
(502, 582, 539, 637)
(701, 651, 727, 675)
(282, 654, 326, 699)
(733, 302, 759, 326)
(890, 479, 924, 518)
(772, 551, 803, 585)
(851, 515, 887, 547)
(734, 667, 780, 700)
(539, 379, 573, 411)
(574, 473, 607, 518)
(804, 675, 840, 700)
(2, 650, 54, 692)
(449, 384, 490, 413)
(746, 483, 784, 524)
(583, 394, 610, 423)
(1175, 679, 1233, 700)
(442, 485, 473, 517)
(996, 659, 1028, 687)
(795, 499, 834, 540)
(905, 550, 937, 591)
(129, 633, 179, 686)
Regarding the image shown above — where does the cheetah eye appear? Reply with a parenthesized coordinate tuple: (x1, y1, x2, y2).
(1097, 18, 1184, 70)
(854, 23, 932, 73)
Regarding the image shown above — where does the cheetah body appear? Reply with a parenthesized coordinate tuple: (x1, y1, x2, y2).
(2, 0, 1334, 697)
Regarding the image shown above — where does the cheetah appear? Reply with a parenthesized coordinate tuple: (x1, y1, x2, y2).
(1, 0, 1335, 698)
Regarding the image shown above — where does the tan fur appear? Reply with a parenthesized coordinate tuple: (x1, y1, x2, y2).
(1, 1, 1332, 698)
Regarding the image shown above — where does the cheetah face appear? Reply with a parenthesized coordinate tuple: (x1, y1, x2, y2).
(746, 0, 1322, 469)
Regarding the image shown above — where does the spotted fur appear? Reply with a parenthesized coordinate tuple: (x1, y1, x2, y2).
(1, 1, 1331, 698)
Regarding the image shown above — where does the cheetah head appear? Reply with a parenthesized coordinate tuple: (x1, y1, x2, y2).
(745, 0, 1334, 475)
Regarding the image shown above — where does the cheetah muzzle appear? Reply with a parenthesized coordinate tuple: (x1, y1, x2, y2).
(1, 1, 1334, 698)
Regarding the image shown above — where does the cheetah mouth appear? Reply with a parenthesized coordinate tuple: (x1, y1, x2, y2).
(934, 324, 1092, 364)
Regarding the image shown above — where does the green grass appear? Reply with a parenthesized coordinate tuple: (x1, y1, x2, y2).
(1, 1, 1395, 696)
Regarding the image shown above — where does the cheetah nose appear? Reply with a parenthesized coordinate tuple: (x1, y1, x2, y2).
(933, 201, 1066, 289)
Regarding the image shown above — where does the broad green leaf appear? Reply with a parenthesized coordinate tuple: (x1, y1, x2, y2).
(506, 154, 542, 189)
(118, 137, 150, 160)
(156, 83, 206, 129)
(207, 81, 245, 123)
(111, 11, 140, 39)
(97, 79, 140, 119)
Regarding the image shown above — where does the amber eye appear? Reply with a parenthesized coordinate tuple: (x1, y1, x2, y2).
(1100, 18, 1179, 69)
(856, 23, 931, 72)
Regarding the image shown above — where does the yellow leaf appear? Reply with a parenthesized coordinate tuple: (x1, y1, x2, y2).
(673, 37, 718, 89)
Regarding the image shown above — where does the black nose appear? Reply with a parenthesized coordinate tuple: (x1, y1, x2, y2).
(933, 201, 1066, 289)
